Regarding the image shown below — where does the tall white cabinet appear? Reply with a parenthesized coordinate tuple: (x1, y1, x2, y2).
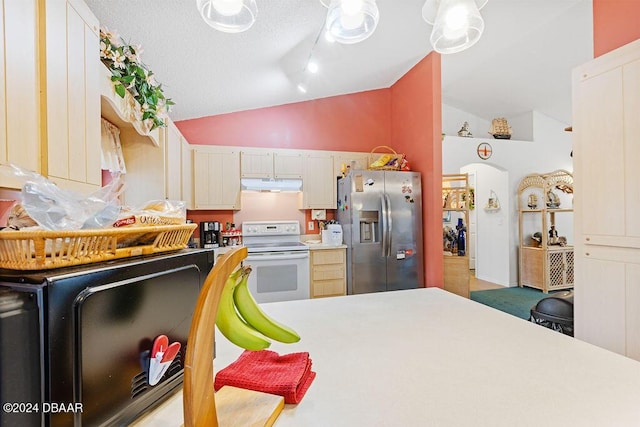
(573, 38, 640, 361)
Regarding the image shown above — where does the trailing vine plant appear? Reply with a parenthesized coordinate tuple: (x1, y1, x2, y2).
(99, 27, 174, 130)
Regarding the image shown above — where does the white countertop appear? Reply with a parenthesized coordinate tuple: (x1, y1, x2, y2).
(135, 288, 640, 426)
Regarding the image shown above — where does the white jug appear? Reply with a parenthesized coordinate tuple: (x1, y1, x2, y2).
(326, 224, 343, 246)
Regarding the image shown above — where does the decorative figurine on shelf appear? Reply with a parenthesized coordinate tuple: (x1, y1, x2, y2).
(457, 122, 473, 138)
(488, 118, 512, 139)
(546, 189, 561, 208)
(549, 225, 559, 245)
(456, 218, 466, 256)
(527, 193, 538, 209)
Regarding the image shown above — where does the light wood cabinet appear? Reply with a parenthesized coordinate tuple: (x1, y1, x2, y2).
(310, 248, 346, 298)
(273, 151, 303, 178)
(299, 153, 335, 209)
(0, 0, 102, 192)
(44, 0, 101, 193)
(0, 0, 41, 189)
(240, 149, 303, 179)
(442, 174, 470, 298)
(164, 120, 183, 201)
(517, 170, 574, 293)
(573, 39, 640, 361)
(120, 118, 187, 207)
(181, 138, 193, 209)
(193, 146, 241, 210)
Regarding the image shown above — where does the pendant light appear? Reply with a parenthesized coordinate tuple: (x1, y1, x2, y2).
(320, 0, 379, 44)
(196, 0, 258, 33)
(422, 0, 488, 54)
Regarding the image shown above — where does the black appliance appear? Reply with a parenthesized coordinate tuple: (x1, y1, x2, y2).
(0, 249, 214, 426)
(199, 221, 220, 248)
(530, 290, 574, 336)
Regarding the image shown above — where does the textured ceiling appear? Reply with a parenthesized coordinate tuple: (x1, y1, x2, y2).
(85, 0, 593, 124)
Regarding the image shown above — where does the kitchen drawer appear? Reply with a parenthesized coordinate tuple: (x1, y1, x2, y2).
(312, 279, 346, 298)
(312, 249, 345, 265)
(313, 265, 345, 281)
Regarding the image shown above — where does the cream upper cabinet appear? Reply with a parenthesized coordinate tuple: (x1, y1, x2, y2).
(165, 120, 183, 201)
(332, 151, 370, 177)
(241, 149, 303, 179)
(181, 138, 193, 209)
(193, 146, 241, 210)
(273, 151, 303, 178)
(299, 152, 335, 209)
(573, 39, 640, 361)
(120, 118, 188, 207)
(0, 0, 41, 189)
(240, 150, 273, 178)
(45, 0, 101, 193)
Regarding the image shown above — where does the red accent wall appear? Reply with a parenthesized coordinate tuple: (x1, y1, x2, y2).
(390, 53, 443, 288)
(593, 0, 640, 57)
(177, 60, 443, 287)
(177, 89, 391, 151)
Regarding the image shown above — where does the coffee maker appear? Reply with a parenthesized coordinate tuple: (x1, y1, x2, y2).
(199, 221, 220, 248)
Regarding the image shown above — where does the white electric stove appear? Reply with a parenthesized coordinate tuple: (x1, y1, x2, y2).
(241, 221, 310, 303)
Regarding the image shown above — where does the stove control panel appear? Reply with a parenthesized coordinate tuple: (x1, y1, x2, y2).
(242, 221, 300, 237)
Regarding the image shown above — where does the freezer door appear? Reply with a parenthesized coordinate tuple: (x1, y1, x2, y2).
(347, 170, 387, 294)
(384, 171, 424, 290)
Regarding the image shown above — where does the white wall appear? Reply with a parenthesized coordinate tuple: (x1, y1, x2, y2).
(461, 163, 510, 286)
(443, 108, 573, 286)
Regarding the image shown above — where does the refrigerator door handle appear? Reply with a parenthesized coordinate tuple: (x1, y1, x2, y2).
(381, 194, 388, 257)
(384, 193, 392, 256)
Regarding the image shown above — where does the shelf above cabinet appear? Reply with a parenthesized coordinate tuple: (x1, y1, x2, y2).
(100, 66, 161, 147)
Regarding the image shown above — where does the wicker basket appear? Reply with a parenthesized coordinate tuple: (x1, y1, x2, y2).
(0, 223, 197, 270)
(367, 145, 404, 171)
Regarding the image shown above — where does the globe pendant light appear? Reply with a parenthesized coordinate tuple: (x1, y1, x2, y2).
(196, 0, 258, 33)
(422, 0, 487, 54)
(321, 0, 380, 44)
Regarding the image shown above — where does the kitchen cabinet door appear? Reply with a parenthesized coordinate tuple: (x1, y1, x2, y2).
(193, 147, 241, 210)
(181, 139, 193, 209)
(45, 0, 101, 193)
(0, 0, 41, 189)
(274, 151, 303, 178)
(299, 153, 336, 209)
(240, 150, 273, 178)
(165, 120, 183, 201)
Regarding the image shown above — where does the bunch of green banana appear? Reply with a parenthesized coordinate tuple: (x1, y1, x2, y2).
(216, 265, 300, 351)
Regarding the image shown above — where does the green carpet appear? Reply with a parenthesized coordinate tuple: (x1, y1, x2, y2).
(470, 287, 553, 320)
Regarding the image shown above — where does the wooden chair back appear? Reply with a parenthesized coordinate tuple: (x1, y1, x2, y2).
(183, 246, 247, 427)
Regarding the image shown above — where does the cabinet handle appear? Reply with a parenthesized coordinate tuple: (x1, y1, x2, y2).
(585, 252, 590, 256)
(585, 237, 590, 242)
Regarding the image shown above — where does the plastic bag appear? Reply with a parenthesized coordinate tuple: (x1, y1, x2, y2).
(2, 163, 124, 230)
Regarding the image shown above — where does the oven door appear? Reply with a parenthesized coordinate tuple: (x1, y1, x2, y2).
(245, 251, 310, 303)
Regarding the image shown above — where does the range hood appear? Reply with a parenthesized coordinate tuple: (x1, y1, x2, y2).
(241, 178, 303, 192)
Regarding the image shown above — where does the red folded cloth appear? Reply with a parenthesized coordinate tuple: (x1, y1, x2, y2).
(214, 350, 316, 404)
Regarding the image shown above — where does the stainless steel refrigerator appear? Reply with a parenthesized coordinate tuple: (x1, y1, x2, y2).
(337, 170, 424, 294)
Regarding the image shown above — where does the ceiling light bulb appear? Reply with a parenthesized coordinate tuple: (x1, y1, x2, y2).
(325, 0, 379, 44)
(212, 0, 243, 16)
(196, 0, 257, 33)
(429, 0, 485, 54)
(307, 61, 319, 73)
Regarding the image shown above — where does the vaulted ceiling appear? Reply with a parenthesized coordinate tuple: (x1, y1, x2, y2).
(86, 0, 593, 124)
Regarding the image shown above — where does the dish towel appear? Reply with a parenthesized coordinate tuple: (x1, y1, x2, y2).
(214, 350, 316, 404)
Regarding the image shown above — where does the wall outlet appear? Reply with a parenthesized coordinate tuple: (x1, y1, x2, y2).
(308, 221, 314, 231)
